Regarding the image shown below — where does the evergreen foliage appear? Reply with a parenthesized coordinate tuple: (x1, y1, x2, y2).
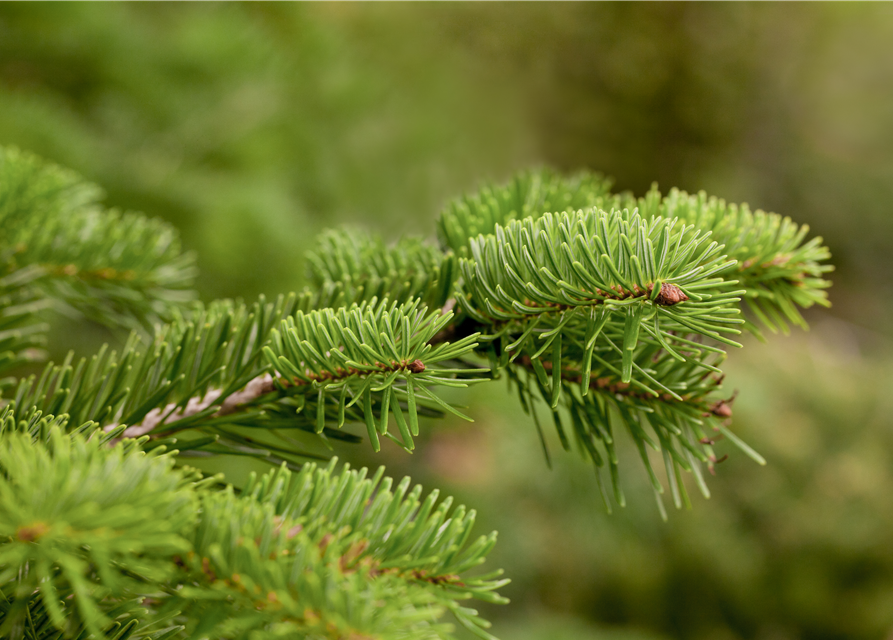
(0, 148, 196, 335)
(0, 149, 832, 638)
(306, 229, 456, 310)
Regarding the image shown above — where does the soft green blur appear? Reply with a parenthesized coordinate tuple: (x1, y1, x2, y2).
(3, 3, 893, 639)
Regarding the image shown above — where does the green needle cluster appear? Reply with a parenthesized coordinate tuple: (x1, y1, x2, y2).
(0, 151, 831, 637)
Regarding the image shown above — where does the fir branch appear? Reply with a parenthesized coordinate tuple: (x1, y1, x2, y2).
(459, 208, 743, 331)
(6, 295, 481, 461)
(636, 186, 833, 333)
(0, 274, 49, 380)
(173, 458, 506, 640)
(0, 146, 196, 331)
(0, 415, 197, 639)
(2, 149, 840, 639)
(264, 297, 484, 452)
(0, 417, 507, 640)
(0, 147, 101, 232)
(307, 227, 457, 309)
(507, 344, 758, 518)
(439, 167, 832, 335)
(513, 353, 730, 409)
(7, 294, 325, 464)
(437, 168, 616, 254)
(177, 486, 454, 640)
(457, 208, 744, 390)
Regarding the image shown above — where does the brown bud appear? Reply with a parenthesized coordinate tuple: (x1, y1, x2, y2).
(710, 401, 733, 418)
(16, 522, 48, 542)
(654, 283, 688, 306)
(201, 557, 217, 582)
(406, 359, 426, 374)
(709, 392, 737, 418)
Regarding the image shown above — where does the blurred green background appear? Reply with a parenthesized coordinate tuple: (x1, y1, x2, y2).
(3, 3, 893, 639)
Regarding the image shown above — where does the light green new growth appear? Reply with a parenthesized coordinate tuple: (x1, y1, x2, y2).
(0, 150, 832, 638)
(264, 297, 484, 452)
(306, 228, 457, 309)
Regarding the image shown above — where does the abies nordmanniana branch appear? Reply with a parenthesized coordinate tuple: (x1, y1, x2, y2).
(0, 148, 196, 339)
(3, 152, 831, 506)
(0, 408, 505, 640)
(438, 168, 832, 334)
(0, 147, 832, 639)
